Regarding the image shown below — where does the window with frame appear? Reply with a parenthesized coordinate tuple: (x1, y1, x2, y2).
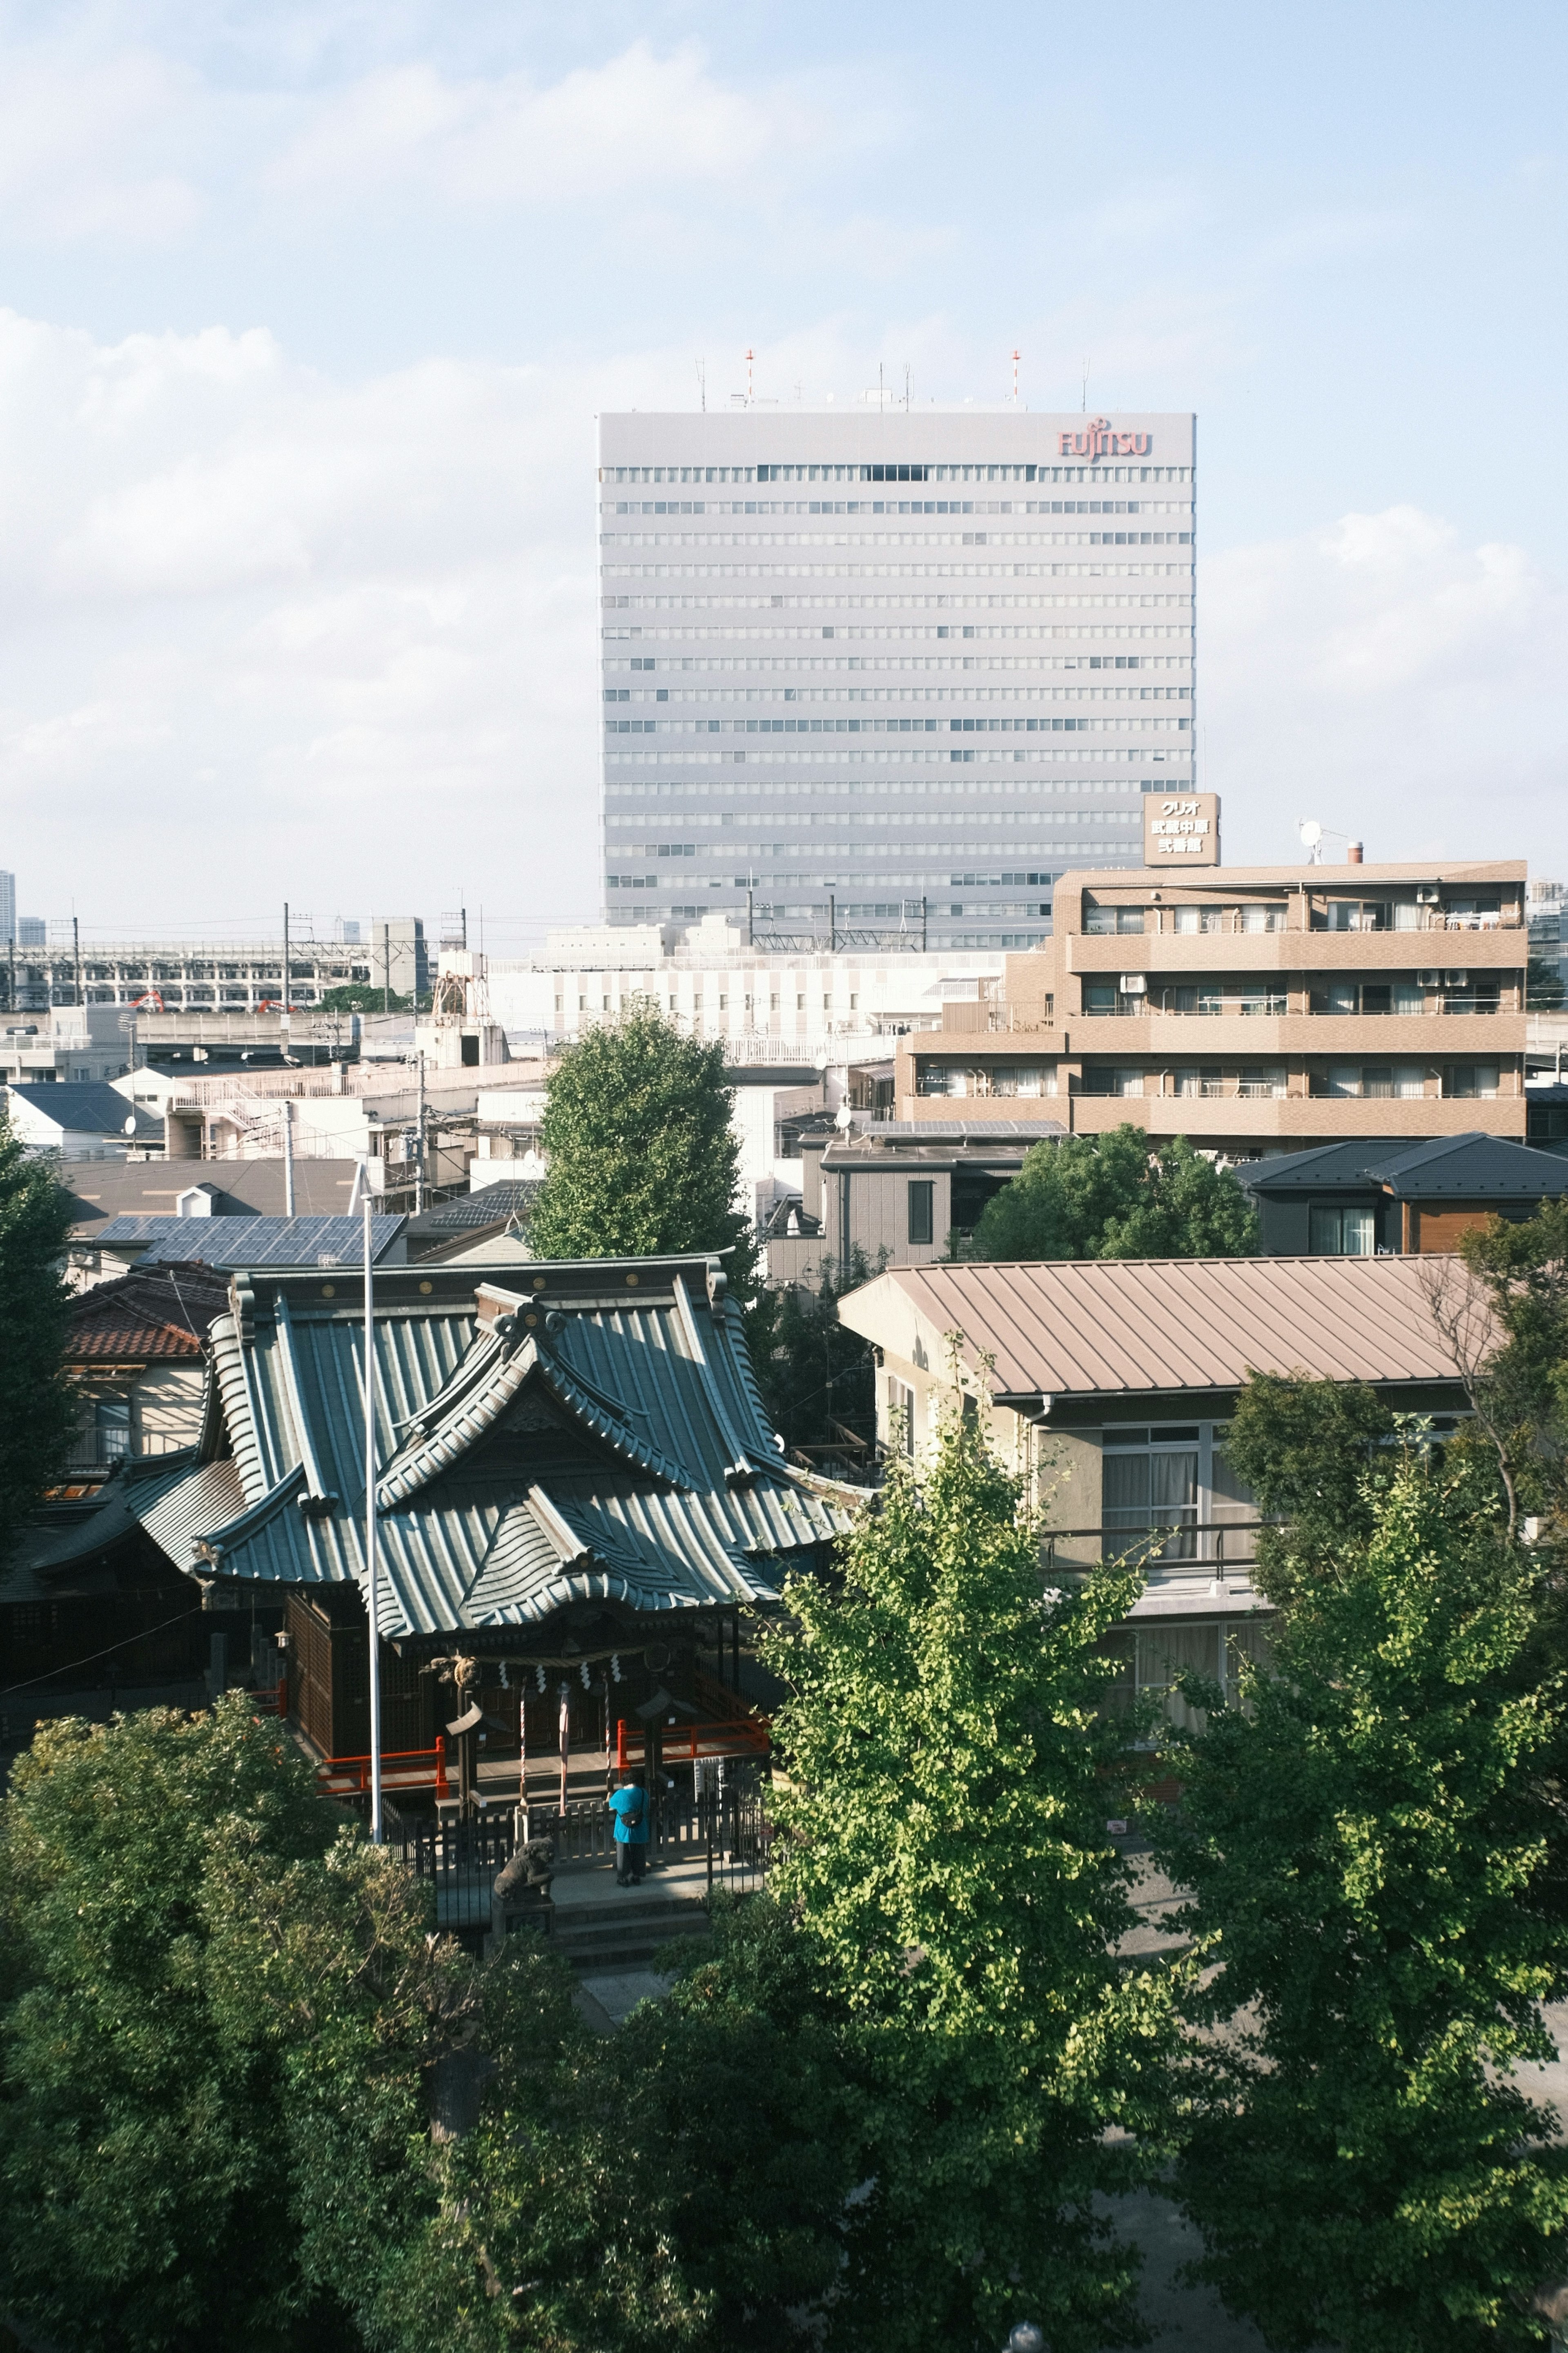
(1444, 1063, 1501, 1099)
(889, 1377, 916, 1457)
(1102, 1425, 1199, 1560)
(1308, 1204, 1377, 1255)
(907, 1180, 935, 1246)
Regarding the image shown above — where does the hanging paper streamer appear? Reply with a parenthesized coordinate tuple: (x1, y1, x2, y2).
(499, 1661, 510, 1690)
(579, 1660, 591, 1688)
(535, 1666, 546, 1694)
(610, 1653, 622, 1683)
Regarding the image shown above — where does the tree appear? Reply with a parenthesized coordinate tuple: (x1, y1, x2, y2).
(0, 1111, 77, 1561)
(764, 1383, 1167, 2352)
(1222, 1369, 1396, 1604)
(0, 1696, 431, 2350)
(760, 1249, 885, 1458)
(1527, 954, 1565, 1014)
(528, 1001, 759, 1297)
(316, 982, 417, 1014)
(969, 1125, 1258, 1262)
(1152, 1445, 1568, 2353)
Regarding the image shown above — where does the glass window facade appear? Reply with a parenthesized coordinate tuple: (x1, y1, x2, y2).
(599, 413, 1196, 951)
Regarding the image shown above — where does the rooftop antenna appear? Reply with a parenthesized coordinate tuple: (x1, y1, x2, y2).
(1298, 819, 1324, 866)
(904, 361, 911, 409)
(1012, 347, 1020, 405)
(695, 358, 706, 412)
(746, 347, 753, 405)
(1081, 356, 1090, 413)
(879, 359, 884, 407)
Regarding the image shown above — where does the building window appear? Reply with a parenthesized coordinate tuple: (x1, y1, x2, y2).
(908, 1180, 935, 1247)
(889, 1377, 916, 1458)
(1308, 1205, 1377, 1255)
(1102, 1425, 1199, 1560)
(1078, 1067, 1143, 1096)
(916, 1063, 962, 1097)
(95, 1395, 131, 1463)
(1444, 1064, 1501, 1099)
(1085, 906, 1146, 935)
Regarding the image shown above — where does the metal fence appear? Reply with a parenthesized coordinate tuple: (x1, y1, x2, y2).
(388, 1770, 774, 1932)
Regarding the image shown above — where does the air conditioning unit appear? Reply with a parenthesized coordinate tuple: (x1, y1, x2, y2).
(1415, 887, 1441, 904)
(1119, 973, 1147, 994)
(1444, 971, 1468, 988)
(1417, 971, 1442, 988)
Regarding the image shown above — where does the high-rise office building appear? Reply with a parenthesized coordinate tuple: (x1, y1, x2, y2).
(0, 870, 13, 945)
(598, 410, 1195, 949)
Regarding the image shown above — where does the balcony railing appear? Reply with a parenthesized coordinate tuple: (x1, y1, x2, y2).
(1043, 1517, 1270, 1574)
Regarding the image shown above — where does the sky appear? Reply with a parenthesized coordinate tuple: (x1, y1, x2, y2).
(1, 0, 1566, 949)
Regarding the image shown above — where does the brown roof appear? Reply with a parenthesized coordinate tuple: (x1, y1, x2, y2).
(1051, 857, 1524, 893)
(66, 1261, 231, 1364)
(60, 1158, 367, 1235)
(838, 1256, 1488, 1402)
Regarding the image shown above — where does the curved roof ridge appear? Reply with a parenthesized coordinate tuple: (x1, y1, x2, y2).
(376, 1334, 541, 1508)
(536, 1346, 694, 1490)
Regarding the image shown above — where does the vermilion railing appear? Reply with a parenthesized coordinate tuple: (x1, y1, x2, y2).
(613, 1715, 770, 1770)
(316, 1735, 451, 1799)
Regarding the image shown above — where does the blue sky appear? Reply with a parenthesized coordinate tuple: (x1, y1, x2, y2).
(0, 0, 1564, 942)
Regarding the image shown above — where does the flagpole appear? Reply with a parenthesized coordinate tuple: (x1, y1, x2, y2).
(363, 1175, 383, 1844)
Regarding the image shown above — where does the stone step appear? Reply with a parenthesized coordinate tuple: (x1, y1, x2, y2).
(552, 1895, 710, 1973)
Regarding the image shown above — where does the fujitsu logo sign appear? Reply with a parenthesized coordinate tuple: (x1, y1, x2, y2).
(1058, 416, 1152, 458)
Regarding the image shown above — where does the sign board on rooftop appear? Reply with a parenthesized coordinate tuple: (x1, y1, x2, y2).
(1143, 792, 1220, 868)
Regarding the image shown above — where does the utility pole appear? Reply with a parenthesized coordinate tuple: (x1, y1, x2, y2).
(72, 914, 80, 1007)
(363, 1182, 384, 1845)
(282, 902, 290, 1012)
(414, 1050, 426, 1215)
(282, 1097, 295, 1218)
(383, 922, 391, 1017)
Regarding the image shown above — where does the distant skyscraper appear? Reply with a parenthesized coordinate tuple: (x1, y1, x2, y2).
(598, 409, 1195, 948)
(18, 919, 47, 946)
(0, 870, 13, 945)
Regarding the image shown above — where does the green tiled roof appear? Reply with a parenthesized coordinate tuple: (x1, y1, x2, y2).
(125, 1253, 855, 1637)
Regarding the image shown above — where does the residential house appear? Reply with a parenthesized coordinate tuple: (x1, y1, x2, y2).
(767, 1118, 1065, 1289)
(64, 1260, 231, 1473)
(3, 1082, 162, 1161)
(91, 1213, 405, 1280)
(1241, 1133, 1568, 1256)
(58, 1158, 377, 1285)
(838, 1256, 1478, 1723)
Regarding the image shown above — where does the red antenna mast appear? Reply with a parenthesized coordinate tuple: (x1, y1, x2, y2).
(746, 347, 754, 405)
(1012, 347, 1020, 405)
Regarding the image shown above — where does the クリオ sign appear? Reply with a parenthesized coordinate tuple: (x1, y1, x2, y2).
(1143, 792, 1220, 866)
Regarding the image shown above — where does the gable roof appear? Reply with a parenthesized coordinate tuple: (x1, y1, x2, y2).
(1241, 1134, 1568, 1202)
(60, 1158, 368, 1233)
(5, 1083, 159, 1138)
(838, 1256, 1486, 1405)
(120, 1253, 853, 1638)
(65, 1260, 231, 1362)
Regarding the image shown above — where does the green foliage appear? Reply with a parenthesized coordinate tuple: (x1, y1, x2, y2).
(1223, 1371, 1396, 1603)
(0, 1696, 440, 2351)
(1526, 954, 1565, 1013)
(1454, 1200, 1568, 1532)
(315, 984, 417, 1013)
(969, 1124, 1258, 1262)
(0, 1111, 76, 1560)
(1153, 1448, 1568, 2353)
(529, 1000, 759, 1299)
(764, 1385, 1168, 2352)
(760, 1249, 884, 1454)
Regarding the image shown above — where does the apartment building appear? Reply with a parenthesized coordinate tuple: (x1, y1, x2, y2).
(890, 857, 1528, 1153)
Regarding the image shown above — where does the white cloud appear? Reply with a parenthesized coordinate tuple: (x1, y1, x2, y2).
(267, 40, 831, 209)
(0, 310, 615, 933)
(1203, 505, 1568, 871)
(0, 46, 202, 240)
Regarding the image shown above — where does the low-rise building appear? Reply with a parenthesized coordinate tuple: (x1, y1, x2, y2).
(1240, 1133, 1568, 1256)
(1, 1006, 135, 1086)
(766, 1118, 1065, 1287)
(63, 1260, 231, 1473)
(3, 1082, 163, 1161)
(891, 856, 1528, 1154)
(1, 917, 428, 1015)
(838, 1256, 1480, 1720)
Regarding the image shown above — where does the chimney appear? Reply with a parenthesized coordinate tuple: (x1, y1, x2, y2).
(1347, 841, 1364, 865)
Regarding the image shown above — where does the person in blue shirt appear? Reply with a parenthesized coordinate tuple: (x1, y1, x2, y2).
(608, 1774, 649, 1884)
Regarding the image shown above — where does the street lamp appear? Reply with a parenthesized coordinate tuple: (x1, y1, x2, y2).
(1006, 2326, 1045, 2353)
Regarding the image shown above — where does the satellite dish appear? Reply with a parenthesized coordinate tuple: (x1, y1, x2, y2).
(1298, 819, 1323, 848)
(122, 1113, 137, 1136)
